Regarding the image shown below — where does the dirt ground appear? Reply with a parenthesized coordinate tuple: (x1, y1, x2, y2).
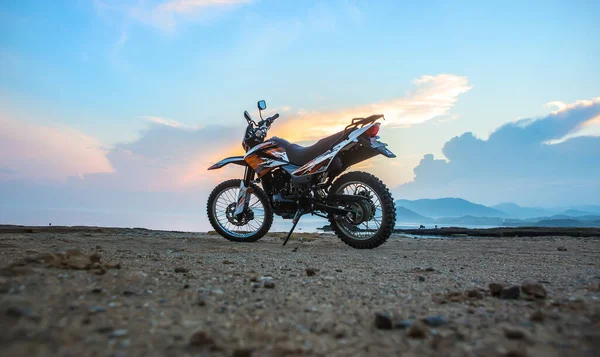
(0, 228, 599, 357)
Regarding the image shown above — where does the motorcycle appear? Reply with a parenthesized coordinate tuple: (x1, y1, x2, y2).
(207, 100, 397, 249)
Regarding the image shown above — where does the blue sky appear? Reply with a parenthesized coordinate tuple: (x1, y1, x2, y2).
(1, 0, 599, 228)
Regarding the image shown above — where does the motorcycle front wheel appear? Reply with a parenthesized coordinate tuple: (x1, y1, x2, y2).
(206, 179, 273, 242)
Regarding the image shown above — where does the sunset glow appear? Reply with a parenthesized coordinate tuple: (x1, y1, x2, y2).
(1, 0, 598, 228)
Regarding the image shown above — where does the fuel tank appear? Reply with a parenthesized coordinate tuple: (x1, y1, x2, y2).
(244, 141, 291, 178)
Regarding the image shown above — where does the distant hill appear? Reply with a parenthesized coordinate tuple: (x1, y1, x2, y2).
(395, 206, 434, 224)
(563, 209, 599, 217)
(502, 217, 600, 228)
(535, 219, 588, 227)
(567, 205, 600, 214)
(492, 203, 551, 219)
(435, 215, 505, 225)
(576, 215, 600, 221)
(390, 198, 600, 228)
(395, 198, 506, 218)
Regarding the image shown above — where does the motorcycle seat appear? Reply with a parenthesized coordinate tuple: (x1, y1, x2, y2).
(270, 130, 345, 166)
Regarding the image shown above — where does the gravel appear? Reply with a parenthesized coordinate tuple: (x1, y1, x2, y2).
(0, 228, 598, 357)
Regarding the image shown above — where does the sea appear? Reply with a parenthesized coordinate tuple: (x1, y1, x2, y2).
(0, 207, 500, 232)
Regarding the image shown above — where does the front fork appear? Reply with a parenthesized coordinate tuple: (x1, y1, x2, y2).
(234, 167, 255, 216)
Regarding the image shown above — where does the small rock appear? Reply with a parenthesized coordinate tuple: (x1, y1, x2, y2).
(107, 263, 121, 269)
(89, 305, 106, 313)
(504, 326, 528, 340)
(505, 350, 528, 357)
(521, 281, 547, 299)
(425, 267, 435, 272)
(89, 253, 102, 263)
(250, 275, 258, 282)
(530, 311, 545, 323)
(335, 269, 342, 272)
(489, 283, 504, 296)
(223, 260, 234, 265)
(183, 284, 190, 289)
(91, 263, 107, 275)
(422, 315, 448, 327)
(418, 276, 425, 282)
(174, 267, 188, 273)
(374, 312, 393, 330)
(466, 289, 483, 299)
(557, 246, 567, 251)
(91, 288, 103, 294)
(407, 321, 427, 339)
(189, 330, 217, 347)
(96, 326, 113, 333)
(232, 348, 254, 357)
(264, 281, 275, 289)
(306, 268, 317, 276)
(110, 329, 128, 337)
(445, 291, 466, 303)
(252, 283, 260, 289)
(500, 285, 520, 299)
(5, 306, 33, 318)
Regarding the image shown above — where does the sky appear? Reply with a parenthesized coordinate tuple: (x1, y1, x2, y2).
(1, 0, 599, 229)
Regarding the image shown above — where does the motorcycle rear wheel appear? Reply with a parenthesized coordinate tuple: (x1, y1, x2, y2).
(207, 179, 273, 242)
(328, 171, 396, 249)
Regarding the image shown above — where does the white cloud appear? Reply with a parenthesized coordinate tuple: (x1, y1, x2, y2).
(547, 97, 600, 114)
(158, 0, 252, 13)
(396, 97, 600, 206)
(141, 116, 185, 128)
(269, 74, 472, 142)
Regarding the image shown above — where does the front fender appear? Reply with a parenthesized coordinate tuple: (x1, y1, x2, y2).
(207, 156, 248, 170)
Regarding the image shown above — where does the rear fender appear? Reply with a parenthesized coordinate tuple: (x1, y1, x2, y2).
(362, 136, 396, 158)
(207, 156, 248, 170)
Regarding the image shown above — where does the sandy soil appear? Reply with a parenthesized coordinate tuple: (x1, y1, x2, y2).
(1, 228, 599, 357)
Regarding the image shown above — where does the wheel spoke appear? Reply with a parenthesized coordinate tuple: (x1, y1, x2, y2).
(211, 185, 268, 239)
(332, 180, 387, 241)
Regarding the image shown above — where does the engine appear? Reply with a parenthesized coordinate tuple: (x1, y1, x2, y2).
(270, 168, 291, 196)
(269, 168, 297, 217)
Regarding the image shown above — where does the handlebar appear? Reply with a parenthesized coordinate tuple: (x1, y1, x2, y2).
(266, 113, 279, 125)
(245, 112, 280, 143)
(257, 113, 280, 129)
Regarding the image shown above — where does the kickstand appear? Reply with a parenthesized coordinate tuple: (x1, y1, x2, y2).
(283, 209, 304, 246)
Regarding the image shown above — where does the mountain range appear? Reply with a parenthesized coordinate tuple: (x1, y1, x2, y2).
(395, 198, 600, 228)
(396, 198, 505, 218)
